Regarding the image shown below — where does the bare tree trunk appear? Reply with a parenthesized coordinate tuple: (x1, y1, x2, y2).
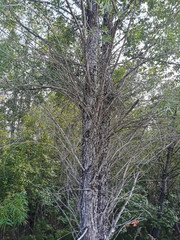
(152, 145, 174, 239)
(80, 1, 112, 239)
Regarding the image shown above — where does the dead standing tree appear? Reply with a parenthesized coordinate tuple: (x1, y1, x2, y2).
(67, 1, 140, 239)
(2, 0, 179, 239)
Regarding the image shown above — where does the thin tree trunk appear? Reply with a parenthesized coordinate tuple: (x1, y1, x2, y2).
(152, 145, 174, 239)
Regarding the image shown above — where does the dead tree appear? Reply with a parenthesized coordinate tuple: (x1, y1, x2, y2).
(1, 0, 179, 239)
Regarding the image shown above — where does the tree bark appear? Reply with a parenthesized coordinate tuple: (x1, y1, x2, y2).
(80, 1, 113, 239)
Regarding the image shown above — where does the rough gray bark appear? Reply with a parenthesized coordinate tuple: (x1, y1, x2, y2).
(80, 2, 112, 239)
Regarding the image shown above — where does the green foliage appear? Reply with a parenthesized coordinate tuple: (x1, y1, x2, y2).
(0, 192, 28, 228)
(0, 94, 80, 238)
(116, 187, 178, 239)
(113, 67, 126, 84)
